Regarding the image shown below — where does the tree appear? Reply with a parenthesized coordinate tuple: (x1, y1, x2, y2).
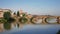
(3, 11, 15, 23)
(22, 13, 26, 17)
(8, 17, 15, 23)
(13, 12, 16, 15)
(0, 18, 7, 23)
(17, 11, 20, 16)
(3, 12, 11, 20)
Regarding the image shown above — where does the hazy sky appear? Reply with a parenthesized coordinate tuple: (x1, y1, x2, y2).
(0, 0, 60, 16)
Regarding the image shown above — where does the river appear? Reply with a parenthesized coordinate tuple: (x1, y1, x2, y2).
(0, 24, 60, 34)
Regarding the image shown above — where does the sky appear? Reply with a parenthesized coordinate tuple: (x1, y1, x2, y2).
(0, 0, 60, 16)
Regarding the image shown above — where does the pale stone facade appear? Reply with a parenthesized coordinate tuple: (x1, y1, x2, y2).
(0, 8, 12, 18)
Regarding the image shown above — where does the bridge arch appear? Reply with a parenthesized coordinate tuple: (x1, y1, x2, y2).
(46, 16, 58, 24)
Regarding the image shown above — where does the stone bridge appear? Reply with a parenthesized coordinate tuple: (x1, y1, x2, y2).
(12, 15, 60, 24)
(31, 15, 60, 24)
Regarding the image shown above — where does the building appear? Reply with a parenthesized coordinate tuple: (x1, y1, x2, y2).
(19, 9, 27, 17)
(0, 8, 12, 18)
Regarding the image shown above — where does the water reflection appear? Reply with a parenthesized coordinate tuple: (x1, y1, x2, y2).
(0, 23, 20, 32)
(4, 23, 11, 30)
(0, 23, 60, 34)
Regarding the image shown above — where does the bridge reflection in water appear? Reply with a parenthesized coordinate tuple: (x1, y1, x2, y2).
(0, 21, 60, 32)
(0, 23, 60, 34)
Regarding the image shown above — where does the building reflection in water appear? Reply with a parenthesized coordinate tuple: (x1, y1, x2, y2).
(0, 23, 24, 32)
(0, 23, 4, 32)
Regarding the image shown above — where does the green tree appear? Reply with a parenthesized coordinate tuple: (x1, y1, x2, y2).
(8, 17, 15, 23)
(3, 12, 11, 20)
(17, 11, 20, 16)
(3, 11, 15, 23)
(14, 12, 16, 15)
(0, 18, 7, 23)
(22, 13, 26, 17)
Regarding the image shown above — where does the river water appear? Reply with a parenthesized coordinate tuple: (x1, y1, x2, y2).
(0, 24, 60, 34)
